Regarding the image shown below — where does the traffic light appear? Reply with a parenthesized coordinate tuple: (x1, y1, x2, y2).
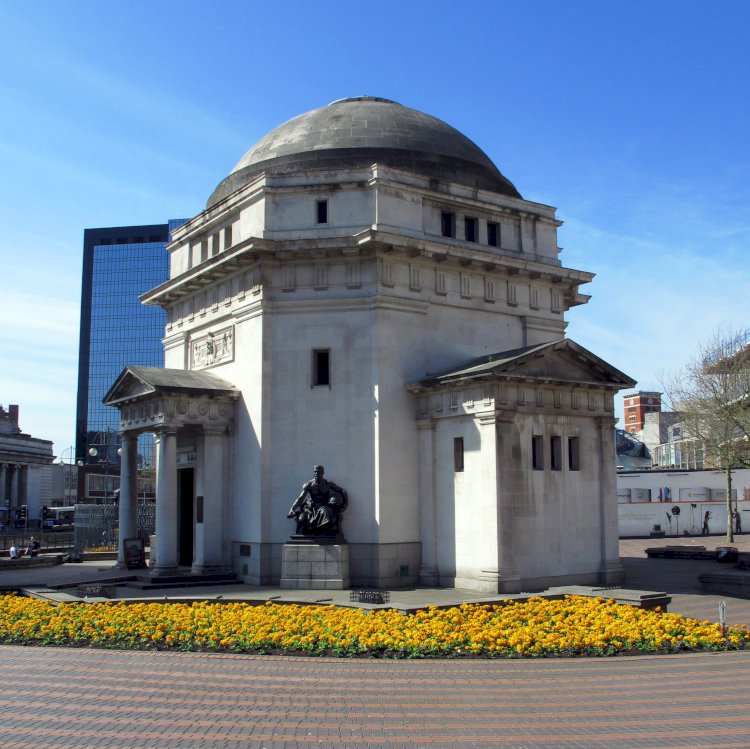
(19, 505, 27, 521)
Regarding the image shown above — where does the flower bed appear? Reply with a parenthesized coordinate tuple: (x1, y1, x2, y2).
(1, 594, 748, 657)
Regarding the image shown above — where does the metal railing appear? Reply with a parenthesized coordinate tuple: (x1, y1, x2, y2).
(0, 530, 75, 555)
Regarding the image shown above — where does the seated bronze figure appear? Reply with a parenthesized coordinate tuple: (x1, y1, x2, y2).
(287, 465, 348, 537)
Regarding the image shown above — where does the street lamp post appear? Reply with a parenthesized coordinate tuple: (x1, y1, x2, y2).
(87, 428, 122, 504)
(139, 462, 153, 504)
(59, 446, 84, 507)
(88, 445, 105, 502)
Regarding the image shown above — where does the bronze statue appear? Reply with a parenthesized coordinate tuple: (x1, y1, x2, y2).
(287, 465, 348, 536)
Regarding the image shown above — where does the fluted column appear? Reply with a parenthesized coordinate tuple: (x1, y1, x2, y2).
(10, 465, 20, 513)
(153, 430, 178, 575)
(0, 464, 6, 505)
(117, 433, 139, 569)
(417, 418, 439, 585)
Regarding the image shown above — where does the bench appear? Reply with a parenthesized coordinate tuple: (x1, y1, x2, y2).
(645, 546, 714, 560)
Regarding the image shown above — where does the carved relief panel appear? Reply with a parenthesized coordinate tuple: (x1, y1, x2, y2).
(191, 326, 234, 370)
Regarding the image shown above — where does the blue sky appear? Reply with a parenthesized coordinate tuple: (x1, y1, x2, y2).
(1, 0, 749, 456)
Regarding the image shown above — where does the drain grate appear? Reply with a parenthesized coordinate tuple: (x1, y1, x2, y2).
(350, 590, 390, 604)
(75, 583, 117, 599)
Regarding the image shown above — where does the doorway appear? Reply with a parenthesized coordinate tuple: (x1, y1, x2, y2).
(178, 468, 194, 567)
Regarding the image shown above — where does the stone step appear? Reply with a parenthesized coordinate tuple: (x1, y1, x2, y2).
(126, 574, 237, 590)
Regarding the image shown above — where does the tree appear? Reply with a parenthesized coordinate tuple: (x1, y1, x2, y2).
(663, 329, 750, 542)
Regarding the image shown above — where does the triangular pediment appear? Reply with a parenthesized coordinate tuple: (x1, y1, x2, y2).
(410, 339, 635, 391)
(104, 369, 157, 404)
(103, 366, 238, 407)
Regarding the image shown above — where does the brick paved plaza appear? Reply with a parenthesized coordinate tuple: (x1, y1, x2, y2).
(2, 645, 750, 748)
(2, 536, 750, 748)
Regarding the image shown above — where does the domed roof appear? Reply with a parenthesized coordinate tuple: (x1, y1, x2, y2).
(207, 97, 521, 208)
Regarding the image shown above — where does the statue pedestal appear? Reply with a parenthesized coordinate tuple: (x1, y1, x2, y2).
(280, 538, 350, 590)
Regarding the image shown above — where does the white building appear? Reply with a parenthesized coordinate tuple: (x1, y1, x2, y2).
(641, 411, 683, 463)
(0, 404, 58, 526)
(618, 468, 750, 536)
(104, 97, 634, 592)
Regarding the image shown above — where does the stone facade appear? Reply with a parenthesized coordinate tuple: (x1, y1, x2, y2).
(0, 404, 57, 527)
(105, 98, 633, 591)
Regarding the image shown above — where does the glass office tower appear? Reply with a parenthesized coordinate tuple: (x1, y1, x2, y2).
(75, 220, 186, 498)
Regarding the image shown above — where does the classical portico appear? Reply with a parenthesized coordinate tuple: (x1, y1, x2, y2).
(103, 366, 238, 574)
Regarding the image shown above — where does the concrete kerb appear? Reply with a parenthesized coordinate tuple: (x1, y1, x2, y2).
(17, 584, 667, 614)
(4, 572, 671, 615)
(2, 536, 750, 624)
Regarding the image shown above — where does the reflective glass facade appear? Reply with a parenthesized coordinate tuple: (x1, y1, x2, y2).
(75, 221, 186, 471)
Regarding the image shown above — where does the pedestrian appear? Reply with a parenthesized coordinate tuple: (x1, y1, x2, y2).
(25, 536, 40, 557)
(734, 509, 742, 534)
(702, 510, 711, 536)
(9, 545, 18, 559)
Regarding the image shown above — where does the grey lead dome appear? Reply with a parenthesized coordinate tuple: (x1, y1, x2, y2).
(207, 97, 521, 208)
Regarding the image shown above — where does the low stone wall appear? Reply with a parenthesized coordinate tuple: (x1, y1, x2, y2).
(699, 571, 750, 599)
(0, 554, 63, 569)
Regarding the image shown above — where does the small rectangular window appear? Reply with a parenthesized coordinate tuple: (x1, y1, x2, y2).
(487, 222, 498, 247)
(313, 349, 330, 386)
(454, 437, 464, 472)
(316, 200, 328, 224)
(530, 287, 540, 309)
(568, 437, 580, 471)
(532, 436, 544, 470)
(436, 269, 447, 295)
(551, 290, 562, 313)
(441, 211, 455, 238)
(507, 282, 518, 306)
(464, 216, 477, 242)
(550, 436, 562, 471)
(223, 225, 233, 249)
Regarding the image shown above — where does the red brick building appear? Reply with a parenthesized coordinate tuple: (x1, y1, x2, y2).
(623, 391, 661, 433)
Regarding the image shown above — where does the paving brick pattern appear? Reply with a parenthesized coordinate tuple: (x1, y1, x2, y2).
(2, 645, 750, 748)
(620, 535, 750, 626)
(3, 536, 750, 748)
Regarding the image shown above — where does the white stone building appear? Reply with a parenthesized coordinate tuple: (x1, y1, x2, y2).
(104, 97, 634, 592)
(0, 404, 58, 526)
(618, 468, 750, 536)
